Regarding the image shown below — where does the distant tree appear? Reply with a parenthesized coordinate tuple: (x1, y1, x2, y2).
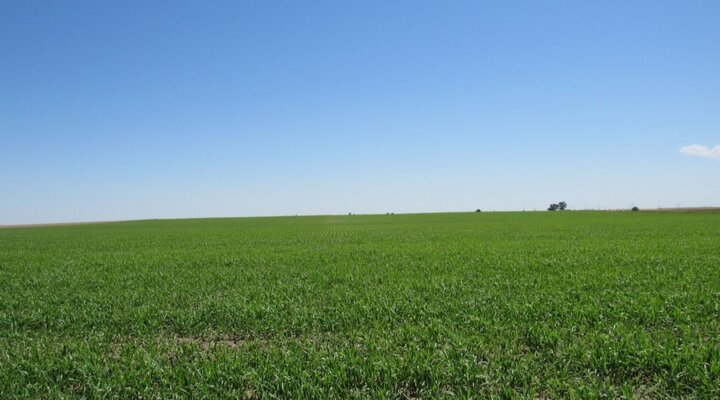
(475, 209, 482, 213)
(631, 206, 639, 212)
(548, 201, 568, 211)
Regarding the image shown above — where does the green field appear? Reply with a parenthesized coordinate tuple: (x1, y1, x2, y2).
(1, 212, 719, 398)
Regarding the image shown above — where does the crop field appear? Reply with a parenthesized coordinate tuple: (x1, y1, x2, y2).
(1, 211, 719, 399)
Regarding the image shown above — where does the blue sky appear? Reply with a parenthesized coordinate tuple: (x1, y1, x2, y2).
(1, 1, 718, 224)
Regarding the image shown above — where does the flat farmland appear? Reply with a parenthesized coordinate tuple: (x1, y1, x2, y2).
(1, 212, 719, 398)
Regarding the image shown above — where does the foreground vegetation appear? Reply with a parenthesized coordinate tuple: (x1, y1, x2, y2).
(1, 211, 719, 398)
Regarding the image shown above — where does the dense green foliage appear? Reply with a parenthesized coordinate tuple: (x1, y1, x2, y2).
(1, 212, 719, 399)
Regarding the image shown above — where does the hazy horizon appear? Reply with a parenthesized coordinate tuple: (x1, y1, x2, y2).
(2, 1, 718, 225)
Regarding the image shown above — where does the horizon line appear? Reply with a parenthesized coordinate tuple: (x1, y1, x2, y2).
(3, 206, 720, 229)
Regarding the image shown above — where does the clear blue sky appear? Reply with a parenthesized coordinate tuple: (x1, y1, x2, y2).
(1, 1, 718, 224)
